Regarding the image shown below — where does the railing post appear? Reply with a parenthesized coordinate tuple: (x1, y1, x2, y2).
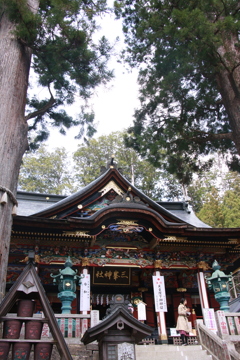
(222, 341, 231, 360)
(231, 276, 237, 299)
(195, 320, 203, 345)
(234, 315, 240, 334)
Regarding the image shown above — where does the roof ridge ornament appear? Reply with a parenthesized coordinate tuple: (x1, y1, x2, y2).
(100, 155, 118, 174)
(109, 155, 115, 169)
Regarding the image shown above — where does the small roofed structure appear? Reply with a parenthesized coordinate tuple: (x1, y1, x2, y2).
(81, 294, 153, 360)
(0, 255, 73, 360)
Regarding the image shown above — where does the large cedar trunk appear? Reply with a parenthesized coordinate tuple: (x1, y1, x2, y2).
(216, 33, 240, 155)
(216, 68, 240, 155)
(0, 10, 32, 302)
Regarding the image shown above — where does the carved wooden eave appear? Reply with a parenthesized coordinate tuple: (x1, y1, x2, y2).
(12, 213, 240, 243)
(12, 204, 190, 250)
(0, 262, 72, 360)
(81, 305, 153, 345)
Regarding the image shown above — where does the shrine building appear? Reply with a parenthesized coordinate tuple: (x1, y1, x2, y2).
(8, 158, 240, 342)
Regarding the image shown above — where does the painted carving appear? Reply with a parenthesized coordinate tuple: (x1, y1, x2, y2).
(100, 181, 124, 196)
(154, 260, 163, 269)
(197, 261, 210, 271)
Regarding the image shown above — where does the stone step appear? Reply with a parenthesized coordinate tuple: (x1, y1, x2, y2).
(136, 345, 203, 352)
(135, 345, 212, 360)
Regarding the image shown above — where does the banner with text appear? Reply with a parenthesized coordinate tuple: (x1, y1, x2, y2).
(152, 275, 167, 312)
(80, 274, 90, 311)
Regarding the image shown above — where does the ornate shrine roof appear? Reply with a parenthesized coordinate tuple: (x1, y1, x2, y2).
(12, 164, 240, 271)
(16, 167, 210, 228)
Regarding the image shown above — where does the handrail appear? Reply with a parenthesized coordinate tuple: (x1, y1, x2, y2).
(196, 322, 239, 360)
(54, 314, 90, 339)
(228, 274, 240, 300)
(0, 313, 90, 343)
(229, 348, 240, 360)
(55, 314, 90, 318)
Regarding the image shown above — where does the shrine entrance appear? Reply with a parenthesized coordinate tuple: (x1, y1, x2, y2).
(9, 163, 240, 344)
(89, 266, 205, 329)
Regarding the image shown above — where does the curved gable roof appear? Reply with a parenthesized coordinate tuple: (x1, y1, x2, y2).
(29, 167, 209, 228)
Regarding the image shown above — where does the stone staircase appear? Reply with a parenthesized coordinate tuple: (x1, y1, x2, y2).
(135, 344, 212, 360)
(68, 343, 213, 360)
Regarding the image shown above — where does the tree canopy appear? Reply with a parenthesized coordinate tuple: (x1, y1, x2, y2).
(0, 0, 113, 301)
(18, 142, 240, 227)
(73, 131, 163, 200)
(2, 0, 113, 147)
(19, 146, 74, 195)
(18, 132, 165, 199)
(114, 0, 240, 176)
(187, 164, 240, 228)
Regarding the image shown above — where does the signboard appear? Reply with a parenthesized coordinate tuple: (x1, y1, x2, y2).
(118, 343, 134, 360)
(93, 267, 131, 285)
(137, 302, 146, 321)
(170, 328, 179, 336)
(215, 310, 229, 336)
(80, 273, 90, 311)
(202, 308, 218, 333)
(152, 275, 167, 312)
(91, 310, 100, 328)
(227, 316, 236, 335)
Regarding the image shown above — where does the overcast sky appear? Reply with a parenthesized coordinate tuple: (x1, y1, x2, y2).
(46, 6, 140, 153)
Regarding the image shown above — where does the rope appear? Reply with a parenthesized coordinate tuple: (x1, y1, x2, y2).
(0, 186, 18, 206)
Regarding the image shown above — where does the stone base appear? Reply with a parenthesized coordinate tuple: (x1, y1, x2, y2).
(69, 344, 99, 360)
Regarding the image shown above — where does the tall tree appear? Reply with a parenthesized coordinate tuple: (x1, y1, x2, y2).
(221, 171, 240, 227)
(0, 0, 112, 301)
(187, 164, 240, 227)
(114, 0, 240, 176)
(187, 157, 226, 213)
(197, 187, 225, 228)
(19, 146, 74, 195)
(73, 131, 163, 200)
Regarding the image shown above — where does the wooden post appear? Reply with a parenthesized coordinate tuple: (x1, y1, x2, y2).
(197, 270, 209, 311)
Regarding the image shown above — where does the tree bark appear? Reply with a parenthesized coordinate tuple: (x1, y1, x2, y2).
(0, 1, 39, 302)
(216, 70, 240, 155)
(216, 33, 240, 155)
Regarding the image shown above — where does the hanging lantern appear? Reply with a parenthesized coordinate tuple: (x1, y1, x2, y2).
(0, 192, 8, 204)
(12, 205, 17, 216)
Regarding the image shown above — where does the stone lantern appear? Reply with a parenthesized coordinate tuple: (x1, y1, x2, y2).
(206, 260, 232, 312)
(51, 257, 84, 314)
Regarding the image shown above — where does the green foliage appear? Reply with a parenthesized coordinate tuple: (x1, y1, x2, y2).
(115, 0, 240, 177)
(222, 173, 240, 228)
(18, 145, 74, 194)
(187, 162, 223, 213)
(197, 187, 225, 228)
(2, 0, 113, 146)
(73, 131, 163, 200)
(161, 173, 184, 202)
(188, 163, 240, 227)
